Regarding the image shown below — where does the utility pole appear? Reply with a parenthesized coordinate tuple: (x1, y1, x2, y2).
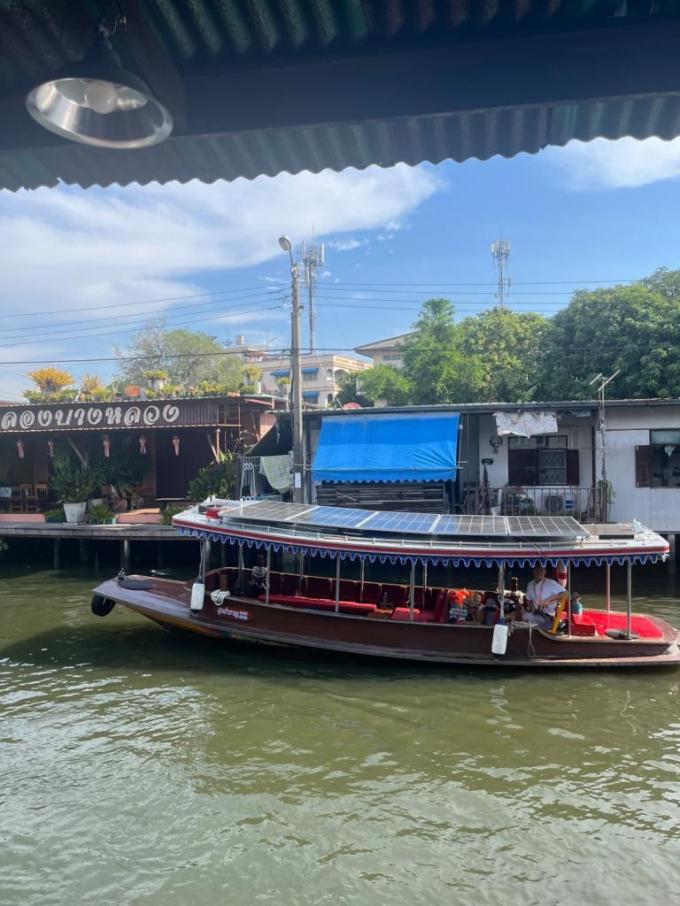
(279, 236, 305, 503)
(300, 239, 324, 353)
(490, 238, 511, 308)
(589, 370, 620, 521)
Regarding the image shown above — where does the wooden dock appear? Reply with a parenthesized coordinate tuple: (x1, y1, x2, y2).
(0, 522, 196, 570)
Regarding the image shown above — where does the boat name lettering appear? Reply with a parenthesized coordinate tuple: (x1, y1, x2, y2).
(217, 606, 250, 622)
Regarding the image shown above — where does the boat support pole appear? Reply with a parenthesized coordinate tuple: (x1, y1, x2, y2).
(359, 558, 365, 602)
(605, 561, 611, 613)
(409, 561, 416, 622)
(265, 547, 271, 606)
(238, 542, 244, 594)
(567, 561, 572, 637)
(626, 560, 632, 639)
(335, 555, 341, 614)
(498, 562, 505, 622)
(422, 561, 428, 601)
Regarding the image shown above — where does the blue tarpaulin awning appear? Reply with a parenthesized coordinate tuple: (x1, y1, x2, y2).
(312, 412, 460, 483)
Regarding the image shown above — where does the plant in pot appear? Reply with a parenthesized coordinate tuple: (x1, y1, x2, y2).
(50, 458, 99, 524)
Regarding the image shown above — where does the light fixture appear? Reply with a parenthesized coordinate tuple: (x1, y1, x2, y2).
(278, 236, 292, 253)
(25, 24, 173, 149)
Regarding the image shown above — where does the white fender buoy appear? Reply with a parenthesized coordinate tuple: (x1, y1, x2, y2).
(491, 622, 508, 656)
(190, 580, 205, 612)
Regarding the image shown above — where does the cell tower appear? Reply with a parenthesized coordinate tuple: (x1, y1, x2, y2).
(300, 238, 325, 353)
(490, 238, 511, 308)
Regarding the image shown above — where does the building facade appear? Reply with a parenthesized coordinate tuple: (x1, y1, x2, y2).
(259, 353, 370, 408)
(251, 399, 680, 534)
(354, 333, 411, 369)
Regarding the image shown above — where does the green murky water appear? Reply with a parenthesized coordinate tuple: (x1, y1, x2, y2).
(1, 562, 680, 905)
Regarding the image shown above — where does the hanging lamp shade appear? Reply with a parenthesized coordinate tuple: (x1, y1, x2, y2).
(25, 32, 173, 150)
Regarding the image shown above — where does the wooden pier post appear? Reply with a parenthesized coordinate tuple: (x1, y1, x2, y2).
(78, 538, 87, 564)
(121, 538, 131, 571)
(53, 537, 60, 571)
(667, 534, 677, 578)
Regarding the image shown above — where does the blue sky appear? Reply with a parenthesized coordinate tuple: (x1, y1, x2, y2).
(1, 135, 679, 400)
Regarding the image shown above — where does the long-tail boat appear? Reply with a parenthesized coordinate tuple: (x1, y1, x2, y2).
(91, 499, 680, 668)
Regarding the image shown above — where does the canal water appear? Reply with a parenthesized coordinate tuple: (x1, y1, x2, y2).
(1, 562, 679, 905)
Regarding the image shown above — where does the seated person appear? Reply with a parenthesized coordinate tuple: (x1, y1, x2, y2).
(524, 565, 566, 627)
(247, 553, 268, 597)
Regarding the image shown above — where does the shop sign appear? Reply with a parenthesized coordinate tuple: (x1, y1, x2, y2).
(0, 402, 183, 433)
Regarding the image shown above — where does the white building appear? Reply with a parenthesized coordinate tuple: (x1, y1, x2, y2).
(354, 333, 412, 369)
(260, 353, 370, 408)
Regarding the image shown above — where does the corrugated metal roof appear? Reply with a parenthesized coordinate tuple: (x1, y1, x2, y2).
(1, 1, 680, 190)
(3, 94, 680, 191)
(0, 0, 643, 89)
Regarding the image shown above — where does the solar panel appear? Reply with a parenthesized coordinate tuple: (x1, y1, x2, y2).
(506, 516, 586, 538)
(224, 500, 315, 524)
(362, 511, 439, 534)
(434, 515, 506, 536)
(295, 506, 376, 530)
(218, 501, 588, 541)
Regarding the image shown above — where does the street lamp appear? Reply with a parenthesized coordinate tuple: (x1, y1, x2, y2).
(279, 236, 304, 503)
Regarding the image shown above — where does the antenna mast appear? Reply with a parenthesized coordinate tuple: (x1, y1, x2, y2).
(300, 238, 324, 353)
(490, 238, 511, 308)
(589, 369, 620, 521)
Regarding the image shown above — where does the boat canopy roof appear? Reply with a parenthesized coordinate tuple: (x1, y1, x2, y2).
(173, 500, 669, 568)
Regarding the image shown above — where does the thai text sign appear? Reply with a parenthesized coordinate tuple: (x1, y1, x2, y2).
(0, 402, 185, 433)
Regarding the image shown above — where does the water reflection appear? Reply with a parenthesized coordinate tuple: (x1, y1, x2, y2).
(1, 566, 679, 904)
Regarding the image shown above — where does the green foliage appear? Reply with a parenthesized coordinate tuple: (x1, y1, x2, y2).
(535, 279, 680, 400)
(187, 454, 237, 503)
(50, 454, 100, 503)
(87, 504, 114, 524)
(458, 308, 549, 402)
(338, 366, 411, 406)
(400, 299, 487, 404)
(44, 507, 65, 523)
(115, 323, 243, 391)
(0, 538, 7, 555)
(161, 503, 187, 526)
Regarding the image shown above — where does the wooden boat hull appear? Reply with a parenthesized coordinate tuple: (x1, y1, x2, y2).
(92, 576, 680, 669)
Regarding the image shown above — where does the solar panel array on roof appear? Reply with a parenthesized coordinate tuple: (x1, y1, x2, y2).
(505, 516, 587, 538)
(218, 502, 588, 540)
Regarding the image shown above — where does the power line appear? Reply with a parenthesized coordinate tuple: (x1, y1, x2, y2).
(0, 303, 283, 351)
(0, 291, 282, 340)
(1, 340, 677, 367)
(0, 284, 267, 321)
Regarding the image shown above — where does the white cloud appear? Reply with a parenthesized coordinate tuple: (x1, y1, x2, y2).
(546, 136, 680, 190)
(0, 163, 440, 329)
(326, 238, 367, 252)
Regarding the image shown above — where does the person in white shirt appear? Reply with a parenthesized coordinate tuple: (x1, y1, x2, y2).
(524, 565, 567, 626)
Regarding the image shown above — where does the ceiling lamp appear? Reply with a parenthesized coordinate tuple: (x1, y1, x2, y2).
(25, 24, 173, 150)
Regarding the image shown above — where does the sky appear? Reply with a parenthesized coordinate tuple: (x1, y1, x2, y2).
(1, 135, 680, 401)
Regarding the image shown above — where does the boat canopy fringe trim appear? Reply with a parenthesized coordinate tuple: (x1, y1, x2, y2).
(177, 527, 666, 568)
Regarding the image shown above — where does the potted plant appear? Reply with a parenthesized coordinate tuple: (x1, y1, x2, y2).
(143, 369, 168, 392)
(50, 459, 99, 523)
(87, 503, 115, 525)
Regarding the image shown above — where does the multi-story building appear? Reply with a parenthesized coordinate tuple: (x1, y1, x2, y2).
(260, 353, 370, 408)
(354, 333, 412, 369)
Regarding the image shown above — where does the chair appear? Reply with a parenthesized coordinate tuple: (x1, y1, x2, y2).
(9, 488, 23, 513)
(35, 483, 49, 500)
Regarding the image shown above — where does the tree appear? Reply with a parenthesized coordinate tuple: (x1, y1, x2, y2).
(535, 280, 680, 400)
(115, 323, 243, 391)
(458, 308, 549, 402)
(338, 365, 411, 406)
(401, 299, 486, 404)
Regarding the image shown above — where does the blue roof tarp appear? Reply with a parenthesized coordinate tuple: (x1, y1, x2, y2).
(312, 412, 460, 483)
